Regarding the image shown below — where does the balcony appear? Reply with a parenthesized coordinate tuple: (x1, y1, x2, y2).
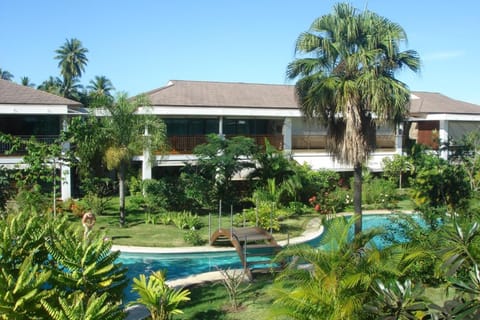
(167, 134, 283, 154)
(0, 135, 59, 155)
(292, 134, 395, 150)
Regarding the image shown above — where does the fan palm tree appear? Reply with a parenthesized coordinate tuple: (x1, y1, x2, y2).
(87, 75, 115, 100)
(287, 2, 420, 234)
(0, 68, 14, 81)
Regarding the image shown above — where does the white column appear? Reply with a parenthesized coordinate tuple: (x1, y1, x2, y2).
(142, 126, 152, 181)
(395, 123, 404, 155)
(60, 116, 71, 201)
(439, 120, 449, 160)
(282, 117, 292, 152)
(218, 116, 224, 138)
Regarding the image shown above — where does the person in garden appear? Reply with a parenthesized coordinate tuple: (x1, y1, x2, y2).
(82, 211, 96, 239)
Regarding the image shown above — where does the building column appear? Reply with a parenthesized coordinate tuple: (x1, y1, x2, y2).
(60, 116, 71, 201)
(142, 126, 152, 181)
(395, 123, 404, 155)
(218, 116, 224, 137)
(439, 120, 449, 160)
(282, 117, 292, 152)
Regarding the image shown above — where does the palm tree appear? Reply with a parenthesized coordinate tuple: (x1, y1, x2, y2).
(102, 93, 167, 226)
(287, 3, 420, 234)
(0, 68, 14, 81)
(270, 217, 409, 319)
(55, 38, 88, 80)
(87, 75, 115, 99)
(38, 76, 63, 95)
(19, 76, 35, 87)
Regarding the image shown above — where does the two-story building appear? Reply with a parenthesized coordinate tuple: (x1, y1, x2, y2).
(2, 78, 480, 200)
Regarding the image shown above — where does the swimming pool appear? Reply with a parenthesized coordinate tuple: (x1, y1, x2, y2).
(117, 213, 419, 301)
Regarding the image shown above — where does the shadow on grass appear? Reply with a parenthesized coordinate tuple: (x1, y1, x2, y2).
(188, 309, 226, 320)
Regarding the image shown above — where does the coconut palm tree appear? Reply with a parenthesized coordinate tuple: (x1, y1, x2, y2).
(287, 2, 420, 234)
(87, 75, 115, 100)
(55, 38, 88, 81)
(0, 68, 14, 81)
(38, 76, 63, 95)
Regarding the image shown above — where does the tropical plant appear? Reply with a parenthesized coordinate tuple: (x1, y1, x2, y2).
(270, 216, 410, 319)
(0, 68, 14, 81)
(287, 2, 420, 234)
(19, 76, 35, 87)
(0, 254, 52, 319)
(55, 38, 88, 79)
(87, 75, 115, 100)
(191, 134, 257, 206)
(46, 229, 128, 302)
(41, 291, 123, 320)
(37, 76, 63, 95)
(100, 93, 167, 226)
(382, 154, 415, 189)
(364, 279, 430, 319)
(131, 270, 191, 320)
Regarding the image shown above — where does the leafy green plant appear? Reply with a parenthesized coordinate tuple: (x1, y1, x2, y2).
(83, 192, 111, 216)
(41, 291, 123, 320)
(239, 205, 280, 231)
(183, 230, 205, 246)
(171, 211, 201, 230)
(0, 254, 52, 319)
(46, 229, 128, 303)
(130, 270, 191, 320)
(362, 177, 398, 209)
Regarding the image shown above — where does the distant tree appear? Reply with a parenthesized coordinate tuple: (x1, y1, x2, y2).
(19, 76, 35, 87)
(54, 38, 88, 99)
(287, 2, 420, 234)
(0, 68, 14, 81)
(37, 76, 63, 95)
(87, 75, 115, 100)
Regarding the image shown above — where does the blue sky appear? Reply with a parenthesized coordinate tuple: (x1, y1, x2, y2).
(1, 0, 479, 104)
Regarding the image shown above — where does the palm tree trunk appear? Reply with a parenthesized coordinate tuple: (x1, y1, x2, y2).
(118, 164, 126, 226)
(353, 162, 362, 234)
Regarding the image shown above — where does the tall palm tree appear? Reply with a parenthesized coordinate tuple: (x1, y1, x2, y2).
(55, 38, 88, 80)
(102, 93, 167, 226)
(0, 68, 14, 81)
(87, 75, 115, 100)
(287, 3, 420, 234)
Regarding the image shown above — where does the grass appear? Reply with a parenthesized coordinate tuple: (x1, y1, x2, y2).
(180, 276, 275, 320)
(70, 197, 318, 247)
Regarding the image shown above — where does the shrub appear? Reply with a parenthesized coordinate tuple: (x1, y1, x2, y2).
(238, 205, 280, 231)
(83, 192, 111, 216)
(362, 178, 398, 209)
(172, 211, 202, 230)
(183, 230, 205, 246)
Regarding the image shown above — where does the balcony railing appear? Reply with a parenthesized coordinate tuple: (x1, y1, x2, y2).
(0, 135, 59, 154)
(167, 134, 283, 154)
(292, 134, 395, 150)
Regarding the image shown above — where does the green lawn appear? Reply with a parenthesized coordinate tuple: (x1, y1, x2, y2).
(73, 197, 318, 247)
